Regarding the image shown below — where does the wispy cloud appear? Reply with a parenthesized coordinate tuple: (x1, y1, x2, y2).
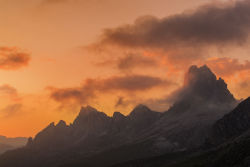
(0, 47, 30, 70)
(205, 57, 250, 77)
(0, 104, 22, 118)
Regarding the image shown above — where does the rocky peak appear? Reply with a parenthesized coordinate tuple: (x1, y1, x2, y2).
(56, 120, 67, 128)
(129, 104, 153, 117)
(79, 106, 99, 116)
(179, 65, 236, 104)
(184, 65, 216, 86)
(113, 112, 126, 121)
(72, 106, 112, 135)
(73, 106, 110, 125)
(128, 104, 161, 129)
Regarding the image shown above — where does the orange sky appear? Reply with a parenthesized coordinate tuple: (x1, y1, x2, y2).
(0, 0, 250, 137)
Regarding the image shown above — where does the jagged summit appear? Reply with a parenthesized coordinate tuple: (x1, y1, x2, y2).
(188, 64, 212, 73)
(113, 112, 126, 120)
(178, 65, 236, 105)
(129, 104, 161, 129)
(79, 105, 99, 115)
(184, 65, 217, 86)
(47, 122, 55, 128)
(73, 106, 109, 124)
(129, 104, 152, 116)
(56, 120, 67, 127)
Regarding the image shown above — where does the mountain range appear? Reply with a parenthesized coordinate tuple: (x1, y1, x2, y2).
(0, 65, 249, 167)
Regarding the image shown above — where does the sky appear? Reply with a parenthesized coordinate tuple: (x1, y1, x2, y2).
(0, 0, 250, 137)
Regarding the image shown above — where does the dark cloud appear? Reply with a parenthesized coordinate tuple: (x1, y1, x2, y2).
(49, 74, 172, 105)
(97, 0, 250, 50)
(0, 47, 30, 70)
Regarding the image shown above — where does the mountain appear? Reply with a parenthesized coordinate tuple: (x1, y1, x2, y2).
(0, 65, 242, 167)
(111, 97, 250, 167)
(0, 104, 162, 167)
(0, 136, 27, 154)
(141, 65, 237, 151)
(168, 65, 236, 114)
(167, 97, 250, 167)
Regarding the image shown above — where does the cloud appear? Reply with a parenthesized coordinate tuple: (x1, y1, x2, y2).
(96, 52, 158, 72)
(0, 104, 22, 118)
(49, 74, 172, 105)
(239, 79, 250, 97)
(0, 47, 30, 70)
(114, 96, 132, 108)
(97, 1, 250, 49)
(228, 70, 250, 99)
(88, 0, 250, 70)
(205, 57, 250, 77)
(0, 85, 18, 97)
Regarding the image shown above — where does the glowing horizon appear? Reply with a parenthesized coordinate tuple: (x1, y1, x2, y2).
(0, 0, 250, 137)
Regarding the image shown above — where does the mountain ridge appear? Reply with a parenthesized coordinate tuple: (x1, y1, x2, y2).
(0, 65, 245, 167)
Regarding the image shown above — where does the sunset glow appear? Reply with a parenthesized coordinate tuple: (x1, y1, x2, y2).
(0, 0, 250, 138)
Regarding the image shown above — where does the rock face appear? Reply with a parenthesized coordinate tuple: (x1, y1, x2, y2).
(212, 97, 250, 141)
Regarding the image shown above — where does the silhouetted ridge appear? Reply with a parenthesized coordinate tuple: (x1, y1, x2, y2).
(113, 112, 126, 121)
(0, 65, 244, 167)
(185, 65, 216, 86)
(73, 106, 110, 125)
(129, 104, 153, 117)
(185, 65, 235, 102)
(56, 120, 67, 128)
(78, 105, 99, 115)
(30, 120, 70, 149)
(128, 105, 161, 133)
(72, 106, 112, 138)
(212, 97, 250, 141)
